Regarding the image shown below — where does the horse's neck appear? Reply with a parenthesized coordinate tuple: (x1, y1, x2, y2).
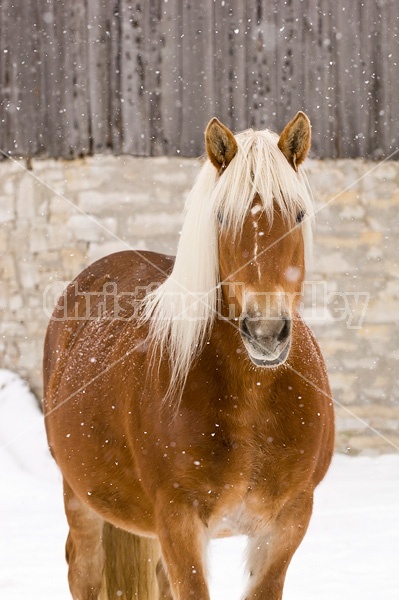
(206, 318, 278, 403)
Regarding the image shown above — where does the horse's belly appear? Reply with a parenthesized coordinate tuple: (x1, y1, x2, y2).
(47, 412, 157, 533)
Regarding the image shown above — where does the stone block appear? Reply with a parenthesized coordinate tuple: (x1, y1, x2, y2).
(364, 297, 399, 324)
(18, 261, 39, 289)
(87, 240, 133, 263)
(0, 227, 8, 253)
(61, 247, 88, 277)
(0, 282, 8, 309)
(328, 371, 358, 404)
(67, 214, 103, 242)
(1, 254, 16, 280)
(9, 294, 23, 311)
(0, 196, 15, 223)
(79, 191, 138, 214)
(313, 251, 352, 274)
(0, 158, 23, 177)
(29, 229, 49, 253)
(330, 190, 360, 206)
(2, 178, 16, 195)
(126, 212, 183, 237)
(36, 251, 62, 270)
(46, 224, 74, 250)
(16, 174, 36, 219)
(16, 339, 39, 371)
(50, 195, 77, 216)
(0, 320, 26, 337)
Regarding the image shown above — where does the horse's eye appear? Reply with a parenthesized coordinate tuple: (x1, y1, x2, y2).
(296, 209, 305, 224)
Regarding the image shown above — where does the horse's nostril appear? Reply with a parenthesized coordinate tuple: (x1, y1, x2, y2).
(240, 317, 251, 339)
(277, 318, 291, 341)
(241, 315, 291, 347)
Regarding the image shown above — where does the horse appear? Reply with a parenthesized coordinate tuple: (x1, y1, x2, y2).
(43, 112, 334, 600)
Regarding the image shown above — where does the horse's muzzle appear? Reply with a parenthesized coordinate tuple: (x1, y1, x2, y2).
(240, 314, 291, 367)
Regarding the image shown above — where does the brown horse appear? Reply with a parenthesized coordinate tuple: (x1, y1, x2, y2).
(44, 112, 334, 600)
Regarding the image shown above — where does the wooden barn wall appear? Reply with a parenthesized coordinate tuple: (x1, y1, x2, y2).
(0, 0, 398, 160)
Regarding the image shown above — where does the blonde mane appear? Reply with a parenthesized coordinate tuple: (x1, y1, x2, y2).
(141, 128, 314, 402)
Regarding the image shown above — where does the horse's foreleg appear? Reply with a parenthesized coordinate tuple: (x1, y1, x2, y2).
(63, 479, 105, 600)
(243, 493, 313, 600)
(156, 503, 210, 600)
(156, 558, 174, 600)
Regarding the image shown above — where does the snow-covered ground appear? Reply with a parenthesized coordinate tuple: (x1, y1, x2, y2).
(1, 368, 398, 599)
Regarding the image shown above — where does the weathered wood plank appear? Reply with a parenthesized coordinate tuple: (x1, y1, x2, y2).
(369, 4, 385, 159)
(0, 0, 19, 156)
(158, 0, 183, 154)
(17, 1, 41, 156)
(275, 0, 299, 130)
(181, 0, 215, 156)
(120, 0, 151, 155)
(302, 0, 335, 158)
(384, 0, 399, 158)
(38, 0, 64, 158)
(245, 1, 279, 131)
(0, 0, 40, 156)
(67, 1, 91, 157)
(357, 0, 376, 158)
(332, 0, 357, 158)
(146, 0, 164, 156)
(87, 0, 111, 153)
(303, 0, 320, 155)
(109, 0, 123, 154)
(288, 0, 307, 120)
(53, 0, 81, 159)
(0, 0, 398, 159)
(213, 0, 247, 133)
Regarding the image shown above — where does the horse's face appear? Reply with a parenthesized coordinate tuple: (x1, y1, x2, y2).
(218, 197, 305, 367)
(206, 113, 311, 368)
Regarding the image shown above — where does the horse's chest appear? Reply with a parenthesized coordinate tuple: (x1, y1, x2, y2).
(208, 435, 311, 537)
(218, 428, 298, 486)
(210, 480, 283, 538)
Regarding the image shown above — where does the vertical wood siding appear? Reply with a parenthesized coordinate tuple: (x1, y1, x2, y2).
(0, 0, 398, 159)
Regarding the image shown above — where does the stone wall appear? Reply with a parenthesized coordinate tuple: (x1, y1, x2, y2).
(1, 155, 398, 453)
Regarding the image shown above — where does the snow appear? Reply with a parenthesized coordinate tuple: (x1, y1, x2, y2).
(1, 368, 398, 599)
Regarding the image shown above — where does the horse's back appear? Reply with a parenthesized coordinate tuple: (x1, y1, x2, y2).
(43, 250, 173, 389)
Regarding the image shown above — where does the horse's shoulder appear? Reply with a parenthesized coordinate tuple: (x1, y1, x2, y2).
(291, 317, 329, 378)
(43, 250, 175, 390)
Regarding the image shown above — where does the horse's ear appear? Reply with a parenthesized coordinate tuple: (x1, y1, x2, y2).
(205, 118, 238, 172)
(278, 112, 311, 172)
